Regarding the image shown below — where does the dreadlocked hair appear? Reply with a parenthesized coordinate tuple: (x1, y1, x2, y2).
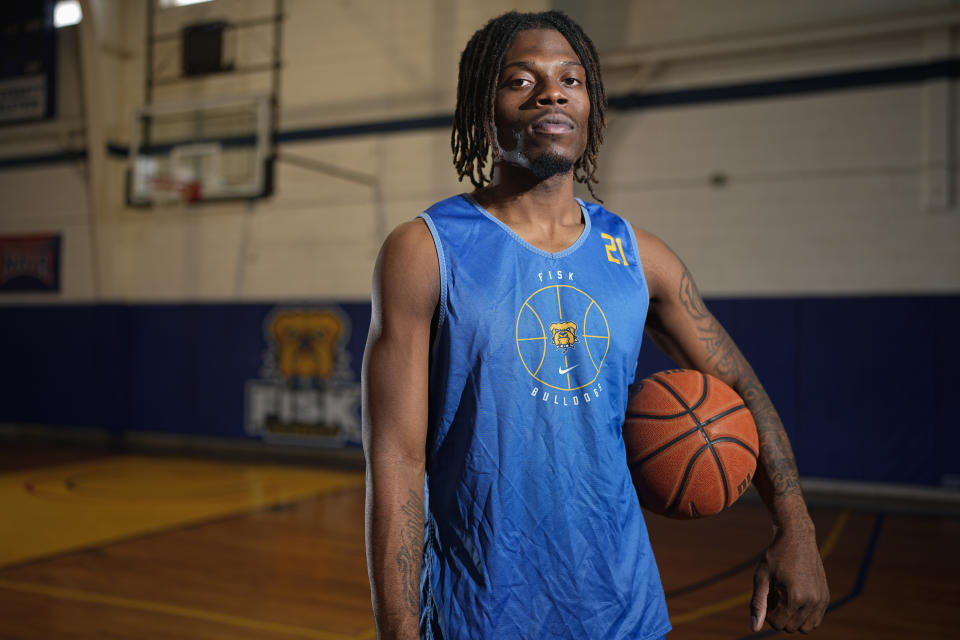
(452, 10, 607, 201)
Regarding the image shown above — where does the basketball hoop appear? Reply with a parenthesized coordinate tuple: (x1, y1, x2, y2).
(127, 96, 270, 207)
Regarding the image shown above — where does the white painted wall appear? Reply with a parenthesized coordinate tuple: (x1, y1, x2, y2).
(0, 0, 956, 303)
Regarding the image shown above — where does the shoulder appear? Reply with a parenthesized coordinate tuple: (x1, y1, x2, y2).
(373, 218, 439, 320)
(378, 217, 437, 268)
(629, 223, 688, 303)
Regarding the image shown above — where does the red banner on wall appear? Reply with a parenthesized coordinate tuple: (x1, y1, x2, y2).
(0, 233, 61, 292)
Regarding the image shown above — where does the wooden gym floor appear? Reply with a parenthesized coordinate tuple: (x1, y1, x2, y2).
(1, 443, 958, 639)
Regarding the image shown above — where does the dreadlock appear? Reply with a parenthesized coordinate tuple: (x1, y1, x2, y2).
(452, 11, 607, 201)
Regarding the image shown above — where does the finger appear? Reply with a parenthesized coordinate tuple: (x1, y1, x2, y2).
(812, 585, 831, 630)
(763, 583, 786, 631)
(782, 602, 810, 634)
(750, 568, 770, 631)
(799, 598, 828, 633)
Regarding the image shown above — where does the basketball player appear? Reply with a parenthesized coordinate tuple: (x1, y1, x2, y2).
(363, 11, 828, 639)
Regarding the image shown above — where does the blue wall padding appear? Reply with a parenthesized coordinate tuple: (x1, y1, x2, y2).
(1, 297, 956, 486)
(2, 303, 373, 438)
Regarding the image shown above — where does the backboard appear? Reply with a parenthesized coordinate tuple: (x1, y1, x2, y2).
(127, 95, 272, 206)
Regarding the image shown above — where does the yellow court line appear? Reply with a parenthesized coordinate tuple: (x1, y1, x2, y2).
(0, 579, 371, 640)
(671, 511, 849, 625)
(818, 511, 849, 559)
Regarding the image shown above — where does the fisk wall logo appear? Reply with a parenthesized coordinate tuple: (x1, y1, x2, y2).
(245, 307, 361, 446)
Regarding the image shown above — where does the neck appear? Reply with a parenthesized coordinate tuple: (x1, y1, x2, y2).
(473, 162, 580, 226)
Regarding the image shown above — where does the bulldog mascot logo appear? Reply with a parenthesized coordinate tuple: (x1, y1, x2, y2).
(549, 321, 579, 352)
(246, 307, 362, 446)
(271, 310, 343, 382)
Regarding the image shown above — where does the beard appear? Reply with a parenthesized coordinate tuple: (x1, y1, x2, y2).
(529, 152, 574, 181)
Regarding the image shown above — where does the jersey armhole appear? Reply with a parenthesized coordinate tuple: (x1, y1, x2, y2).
(623, 219, 642, 269)
(417, 213, 448, 337)
(623, 219, 650, 298)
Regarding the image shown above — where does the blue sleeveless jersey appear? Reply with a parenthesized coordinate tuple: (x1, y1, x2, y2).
(419, 194, 671, 640)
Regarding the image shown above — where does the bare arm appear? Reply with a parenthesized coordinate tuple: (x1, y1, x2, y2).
(636, 227, 829, 634)
(362, 220, 438, 640)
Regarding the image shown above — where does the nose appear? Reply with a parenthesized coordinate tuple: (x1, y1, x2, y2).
(536, 78, 567, 106)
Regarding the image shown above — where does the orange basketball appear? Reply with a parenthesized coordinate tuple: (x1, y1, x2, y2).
(624, 369, 759, 519)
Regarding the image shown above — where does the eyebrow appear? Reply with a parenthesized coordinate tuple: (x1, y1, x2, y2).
(502, 60, 584, 70)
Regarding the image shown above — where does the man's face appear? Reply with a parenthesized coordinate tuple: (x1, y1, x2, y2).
(493, 29, 589, 179)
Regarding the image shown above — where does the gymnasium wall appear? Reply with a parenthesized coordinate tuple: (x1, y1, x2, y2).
(0, 0, 958, 487)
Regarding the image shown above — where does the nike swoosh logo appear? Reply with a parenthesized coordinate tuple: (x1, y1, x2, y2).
(558, 364, 580, 375)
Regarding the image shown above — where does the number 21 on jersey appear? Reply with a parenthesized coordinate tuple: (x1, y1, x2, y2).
(601, 233, 629, 266)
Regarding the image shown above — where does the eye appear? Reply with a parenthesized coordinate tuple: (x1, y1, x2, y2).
(562, 76, 582, 87)
(509, 77, 532, 88)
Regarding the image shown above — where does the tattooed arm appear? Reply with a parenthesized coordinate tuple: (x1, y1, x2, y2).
(635, 227, 829, 634)
(362, 220, 437, 640)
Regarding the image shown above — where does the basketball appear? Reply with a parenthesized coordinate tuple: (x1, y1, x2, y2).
(624, 369, 759, 519)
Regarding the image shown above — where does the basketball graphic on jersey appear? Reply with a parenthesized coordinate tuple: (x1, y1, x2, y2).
(516, 284, 610, 391)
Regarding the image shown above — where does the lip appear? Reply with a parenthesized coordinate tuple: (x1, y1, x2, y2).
(531, 113, 575, 135)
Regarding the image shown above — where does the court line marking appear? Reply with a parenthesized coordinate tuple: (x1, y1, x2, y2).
(665, 553, 762, 599)
(1, 457, 365, 570)
(0, 578, 371, 640)
(818, 510, 848, 559)
(671, 511, 849, 625)
(0, 458, 371, 637)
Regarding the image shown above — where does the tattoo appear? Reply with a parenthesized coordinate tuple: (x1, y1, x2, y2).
(395, 489, 424, 617)
(678, 265, 802, 497)
(741, 378, 802, 496)
(679, 266, 710, 320)
(696, 316, 743, 379)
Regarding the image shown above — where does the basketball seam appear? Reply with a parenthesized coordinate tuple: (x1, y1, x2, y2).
(700, 403, 755, 503)
(706, 441, 730, 508)
(629, 424, 702, 468)
(711, 436, 759, 459)
(627, 402, 748, 423)
(664, 442, 711, 516)
(628, 404, 749, 468)
(693, 372, 709, 412)
(626, 409, 692, 421)
(651, 374, 707, 414)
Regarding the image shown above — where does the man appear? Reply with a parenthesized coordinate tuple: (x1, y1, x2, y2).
(363, 10, 828, 640)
